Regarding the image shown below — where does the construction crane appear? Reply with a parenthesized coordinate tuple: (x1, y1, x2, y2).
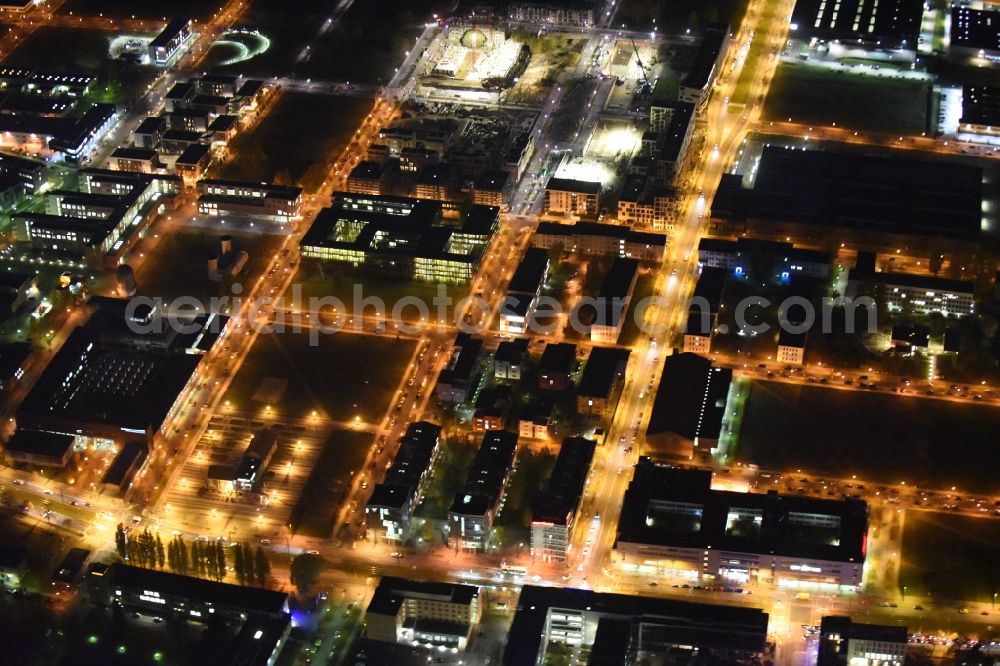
(630, 38, 652, 95)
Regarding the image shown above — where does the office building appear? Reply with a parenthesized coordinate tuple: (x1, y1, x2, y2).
(448, 430, 518, 550)
(436, 333, 483, 403)
(533, 221, 668, 263)
(698, 237, 831, 279)
(148, 18, 193, 65)
(12, 169, 179, 267)
(849, 263, 974, 319)
(300, 193, 498, 283)
(949, 6, 1000, 58)
(366, 422, 442, 543)
(366, 577, 481, 650)
(133, 115, 168, 149)
(503, 585, 769, 665)
(0, 151, 48, 192)
(577, 347, 630, 415)
(110, 147, 161, 174)
(472, 170, 514, 209)
(530, 437, 596, 562)
(680, 25, 729, 108)
(645, 352, 731, 459)
(499, 248, 549, 334)
(544, 177, 600, 220)
(714, 146, 983, 250)
(100, 563, 291, 664)
(959, 85, 1000, 137)
(590, 257, 639, 344)
(818, 616, 907, 666)
(615, 460, 869, 590)
(0, 102, 117, 163)
(197, 178, 302, 222)
(346, 161, 385, 195)
(174, 142, 211, 183)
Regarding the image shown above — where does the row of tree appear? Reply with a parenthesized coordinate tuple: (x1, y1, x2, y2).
(115, 524, 271, 587)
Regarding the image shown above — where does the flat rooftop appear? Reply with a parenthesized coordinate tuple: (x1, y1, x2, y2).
(368, 576, 478, 617)
(961, 85, 1000, 128)
(951, 6, 1000, 51)
(17, 327, 200, 435)
(578, 346, 630, 399)
(109, 563, 287, 616)
(682, 24, 728, 91)
(618, 459, 869, 563)
(792, 0, 923, 46)
(722, 146, 983, 241)
(449, 430, 518, 518)
(531, 437, 596, 526)
(504, 585, 769, 665)
(507, 247, 549, 295)
(646, 352, 731, 442)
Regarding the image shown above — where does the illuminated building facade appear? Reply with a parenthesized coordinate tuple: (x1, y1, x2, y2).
(530, 437, 596, 562)
(614, 461, 868, 591)
(447, 430, 517, 551)
(300, 193, 498, 283)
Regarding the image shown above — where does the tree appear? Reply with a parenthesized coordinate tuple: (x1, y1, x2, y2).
(215, 542, 227, 581)
(290, 553, 325, 596)
(234, 543, 247, 586)
(115, 524, 128, 560)
(155, 534, 166, 570)
(176, 537, 189, 575)
(254, 547, 271, 587)
(243, 544, 256, 587)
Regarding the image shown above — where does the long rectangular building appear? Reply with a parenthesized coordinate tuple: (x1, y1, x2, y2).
(645, 351, 731, 459)
(197, 179, 302, 222)
(848, 254, 975, 318)
(715, 146, 983, 250)
(790, 0, 922, 48)
(365, 422, 442, 543)
(533, 221, 667, 263)
(614, 460, 868, 591)
(591, 257, 639, 344)
(448, 430, 518, 551)
(680, 24, 729, 108)
(530, 437, 596, 562)
(503, 585, 769, 665)
(500, 248, 549, 334)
